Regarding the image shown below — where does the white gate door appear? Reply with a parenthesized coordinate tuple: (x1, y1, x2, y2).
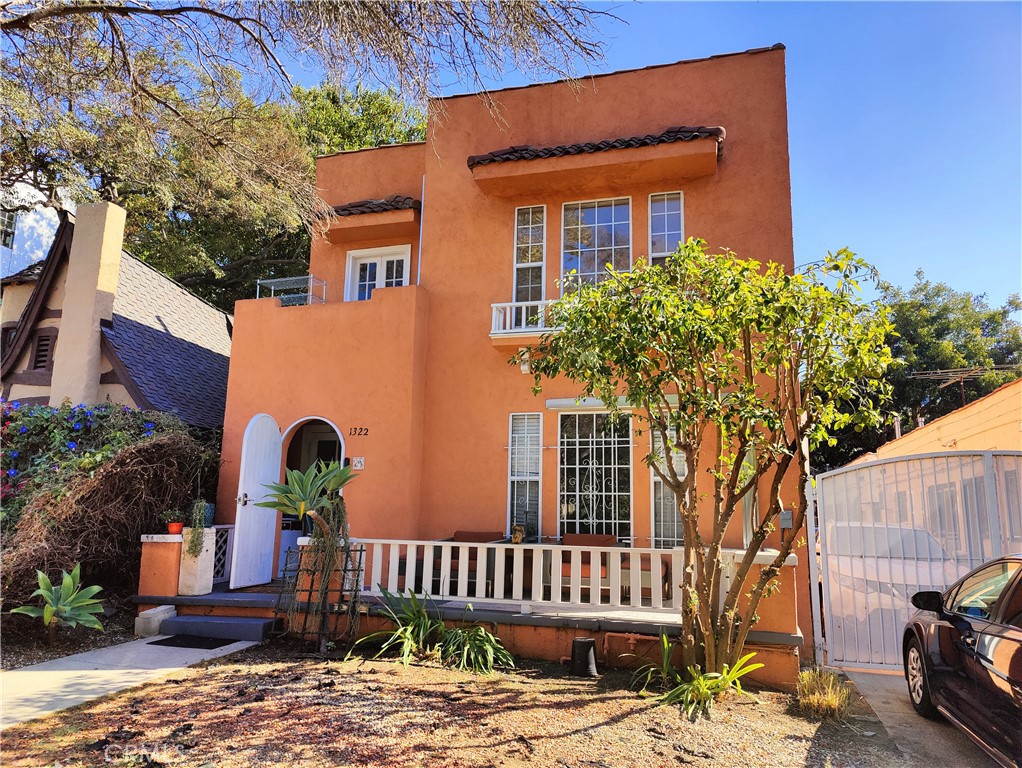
(815, 451, 1022, 669)
(230, 414, 283, 589)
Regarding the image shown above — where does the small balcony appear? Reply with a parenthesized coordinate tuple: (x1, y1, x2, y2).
(255, 275, 327, 306)
(488, 300, 560, 335)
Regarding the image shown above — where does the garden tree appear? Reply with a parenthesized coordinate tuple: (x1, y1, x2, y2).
(2, 0, 606, 211)
(2, 1, 602, 304)
(125, 86, 426, 308)
(517, 240, 893, 674)
(811, 271, 1022, 471)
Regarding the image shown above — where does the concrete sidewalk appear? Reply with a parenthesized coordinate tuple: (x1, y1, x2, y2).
(845, 669, 995, 767)
(1, 636, 255, 729)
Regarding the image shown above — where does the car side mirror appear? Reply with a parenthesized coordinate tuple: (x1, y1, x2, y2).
(911, 590, 944, 613)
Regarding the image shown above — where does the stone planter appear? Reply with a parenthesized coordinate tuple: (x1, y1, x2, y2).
(178, 528, 216, 596)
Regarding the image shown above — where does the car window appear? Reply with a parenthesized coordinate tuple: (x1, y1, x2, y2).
(1001, 580, 1022, 629)
(947, 561, 1021, 620)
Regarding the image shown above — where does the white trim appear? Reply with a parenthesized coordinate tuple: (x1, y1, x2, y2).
(545, 395, 679, 411)
(560, 196, 632, 296)
(344, 244, 412, 302)
(506, 412, 543, 540)
(647, 191, 685, 263)
(281, 416, 347, 467)
(141, 534, 183, 543)
(649, 429, 684, 549)
(512, 204, 547, 303)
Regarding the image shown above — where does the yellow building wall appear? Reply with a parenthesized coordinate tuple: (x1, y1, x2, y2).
(875, 379, 1022, 459)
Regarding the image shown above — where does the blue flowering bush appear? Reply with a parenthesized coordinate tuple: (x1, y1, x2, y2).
(0, 400, 187, 533)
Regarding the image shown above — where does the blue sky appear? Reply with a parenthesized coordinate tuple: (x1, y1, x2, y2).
(293, 1, 1022, 306)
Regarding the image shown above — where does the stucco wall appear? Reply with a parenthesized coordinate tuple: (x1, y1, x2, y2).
(873, 378, 1022, 459)
(218, 47, 809, 655)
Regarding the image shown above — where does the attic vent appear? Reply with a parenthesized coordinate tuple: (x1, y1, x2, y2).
(32, 333, 54, 370)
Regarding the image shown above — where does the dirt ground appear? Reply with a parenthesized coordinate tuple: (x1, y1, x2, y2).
(1, 642, 908, 768)
(1, 601, 137, 670)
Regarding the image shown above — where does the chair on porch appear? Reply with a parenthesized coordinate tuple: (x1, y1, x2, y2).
(558, 533, 617, 599)
(431, 530, 504, 596)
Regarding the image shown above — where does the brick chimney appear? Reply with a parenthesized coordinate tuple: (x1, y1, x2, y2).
(48, 202, 126, 406)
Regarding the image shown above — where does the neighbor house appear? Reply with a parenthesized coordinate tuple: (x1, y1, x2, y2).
(138, 45, 810, 684)
(0, 203, 232, 429)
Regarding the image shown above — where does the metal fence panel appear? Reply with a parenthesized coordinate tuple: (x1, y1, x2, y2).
(816, 451, 1022, 668)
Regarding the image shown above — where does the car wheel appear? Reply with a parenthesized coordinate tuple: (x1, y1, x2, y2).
(905, 637, 939, 719)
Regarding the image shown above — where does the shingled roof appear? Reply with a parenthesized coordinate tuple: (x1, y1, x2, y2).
(333, 195, 421, 217)
(103, 253, 232, 429)
(467, 125, 725, 169)
(1, 260, 45, 286)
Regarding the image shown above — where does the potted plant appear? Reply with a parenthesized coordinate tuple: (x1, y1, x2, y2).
(179, 500, 216, 596)
(161, 509, 186, 535)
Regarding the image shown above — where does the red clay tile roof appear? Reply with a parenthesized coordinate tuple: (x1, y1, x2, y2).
(466, 125, 726, 170)
(333, 195, 421, 216)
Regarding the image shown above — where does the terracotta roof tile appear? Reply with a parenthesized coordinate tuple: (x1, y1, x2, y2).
(467, 125, 725, 170)
(333, 195, 421, 217)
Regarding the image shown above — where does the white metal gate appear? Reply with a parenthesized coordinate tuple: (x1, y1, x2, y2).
(813, 450, 1022, 669)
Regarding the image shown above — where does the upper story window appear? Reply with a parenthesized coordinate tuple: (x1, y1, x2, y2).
(514, 206, 545, 303)
(0, 210, 16, 249)
(562, 198, 630, 290)
(344, 245, 410, 302)
(649, 192, 683, 266)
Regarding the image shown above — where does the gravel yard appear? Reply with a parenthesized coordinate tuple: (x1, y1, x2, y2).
(2, 642, 908, 768)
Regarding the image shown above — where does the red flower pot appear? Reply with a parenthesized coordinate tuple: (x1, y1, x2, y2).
(167, 522, 184, 535)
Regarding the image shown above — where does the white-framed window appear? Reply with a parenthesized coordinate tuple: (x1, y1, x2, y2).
(650, 429, 684, 548)
(561, 197, 630, 291)
(740, 451, 760, 547)
(344, 244, 410, 301)
(649, 192, 683, 266)
(508, 413, 542, 541)
(513, 206, 545, 327)
(558, 412, 632, 542)
(0, 210, 15, 250)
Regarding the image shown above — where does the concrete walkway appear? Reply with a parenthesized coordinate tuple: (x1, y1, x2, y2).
(1, 636, 256, 729)
(846, 669, 996, 767)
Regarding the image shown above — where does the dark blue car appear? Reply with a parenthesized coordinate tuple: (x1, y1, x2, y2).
(903, 555, 1022, 768)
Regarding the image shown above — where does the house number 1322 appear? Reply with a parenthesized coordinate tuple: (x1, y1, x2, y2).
(348, 427, 369, 436)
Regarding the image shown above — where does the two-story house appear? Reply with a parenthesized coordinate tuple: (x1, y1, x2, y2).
(205, 44, 810, 679)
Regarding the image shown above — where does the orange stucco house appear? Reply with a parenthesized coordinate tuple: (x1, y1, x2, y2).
(155, 44, 810, 680)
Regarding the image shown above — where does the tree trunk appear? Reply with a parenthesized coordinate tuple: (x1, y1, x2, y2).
(47, 618, 58, 646)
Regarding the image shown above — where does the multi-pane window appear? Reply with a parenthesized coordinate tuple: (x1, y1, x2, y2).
(346, 247, 409, 301)
(651, 430, 683, 548)
(561, 198, 630, 290)
(649, 192, 683, 266)
(508, 413, 542, 540)
(0, 210, 15, 249)
(559, 413, 632, 541)
(513, 207, 545, 328)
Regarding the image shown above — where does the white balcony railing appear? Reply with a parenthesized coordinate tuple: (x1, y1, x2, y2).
(256, 275, 327, 306)
(490, 300, 558, 336)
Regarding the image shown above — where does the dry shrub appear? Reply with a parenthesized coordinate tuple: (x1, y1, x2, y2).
(795, 668, 854, 720)
(1, 433, 210, 607)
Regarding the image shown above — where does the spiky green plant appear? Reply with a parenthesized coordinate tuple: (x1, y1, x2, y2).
(661, 652, 764, 720)
(625, 628, 681, 694)
(11, 564, 104, 644)
(441, 623, 515, 674)
(352, 589, 445, 666)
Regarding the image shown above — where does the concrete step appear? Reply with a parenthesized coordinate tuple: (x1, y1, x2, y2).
(158, 615, 274, 641)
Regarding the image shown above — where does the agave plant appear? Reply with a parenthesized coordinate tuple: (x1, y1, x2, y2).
(256, 461, 356, 521)
(11, 564, 104, 644)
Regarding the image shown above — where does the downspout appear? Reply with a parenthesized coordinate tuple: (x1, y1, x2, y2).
(416, 174, 425, 286)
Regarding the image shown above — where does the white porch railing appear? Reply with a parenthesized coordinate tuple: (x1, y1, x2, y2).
(490, 300, 558, 336)
(351, 539, 794, 617)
